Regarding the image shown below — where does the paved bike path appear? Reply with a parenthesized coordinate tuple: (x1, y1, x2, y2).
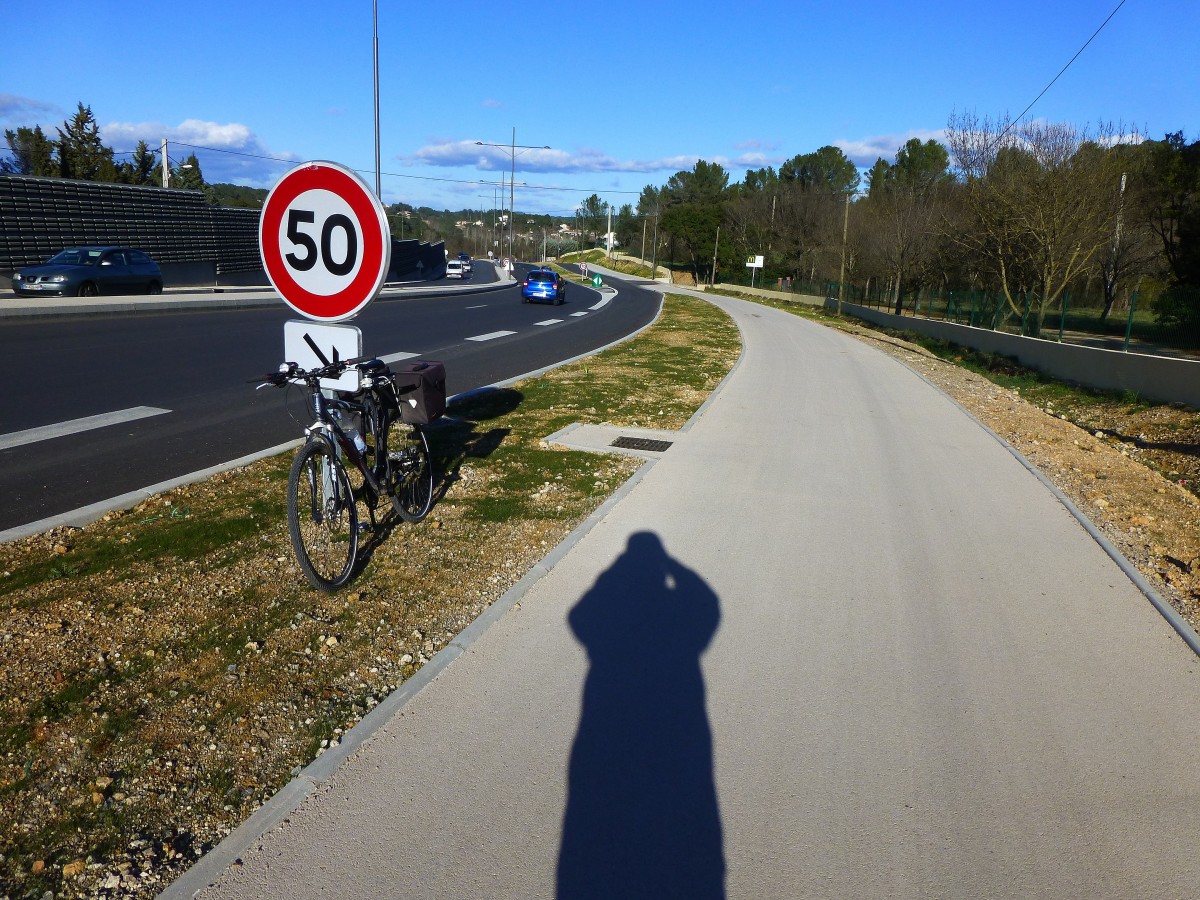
(174, 288, 1200, 899)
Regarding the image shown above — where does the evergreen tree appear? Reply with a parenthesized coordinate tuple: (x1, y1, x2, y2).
(1, 125, 57, 176)
(117, 140, 160, 186)
(171, 151, 206, 190)
(56, 102, 117, 181)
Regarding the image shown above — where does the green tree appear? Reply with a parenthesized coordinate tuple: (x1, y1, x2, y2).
(660, 160, 729, 284)
(636, 184, 661, 217)
(892, 138, 952, 191)
(117, 140, 159, 186)
(614, 204, 638, 251)
(56, 102, 117, 181)
(171, 152, 206, 191)
(575, 194, 609, 245)
(779, 146, 860, 195)
(861, 138, 952, 312)
(864, 157, 891, 198)
(2, 125, 57, 176)
(1143, 131, 1200, 287)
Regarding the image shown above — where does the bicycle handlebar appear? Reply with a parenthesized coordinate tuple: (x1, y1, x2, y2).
(254, 356, 379, 390)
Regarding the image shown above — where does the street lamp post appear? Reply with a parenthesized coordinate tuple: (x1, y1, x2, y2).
(476, 130, 549, 263)
(372, 0, 381, 197)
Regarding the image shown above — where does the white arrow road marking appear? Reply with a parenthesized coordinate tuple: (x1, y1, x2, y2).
(0, 407, 171, 451)
(534, 319, 564, 326)
(466, 331, 517, 342)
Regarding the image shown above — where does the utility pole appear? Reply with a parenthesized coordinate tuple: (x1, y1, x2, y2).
(711, 225, 720, 286)
(160, 138, 169, 188)
(837, 192, 850, 314)
(650, 210, 659, 282)
(606, 206, 612, 257)
(641, 216, 647, 268)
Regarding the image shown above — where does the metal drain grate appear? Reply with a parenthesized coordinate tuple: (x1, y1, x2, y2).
(610, 436, 673, 453)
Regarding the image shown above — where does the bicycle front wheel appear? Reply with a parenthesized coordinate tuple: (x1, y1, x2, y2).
(287, 439, 359, 591)
(387, 423, 434, 523)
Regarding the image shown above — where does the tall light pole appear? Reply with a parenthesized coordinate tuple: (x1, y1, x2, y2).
(372, 0, 381, 198)
(476, 131, 549, 262)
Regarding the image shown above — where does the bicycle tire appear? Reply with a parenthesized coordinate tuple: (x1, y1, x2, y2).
(387, 423, 434, 523)
(287, 439, 359, 591)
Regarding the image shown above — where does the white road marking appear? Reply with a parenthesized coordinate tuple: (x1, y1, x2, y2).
(466, 331, 517, 342)
(0, 407, 171, 451)
(465, 305, 487, 309)
(534, 319, 564, 326)
(589, 295, 612, 311)
(380, 351, 421, 364)
(571, 312, 589, 317)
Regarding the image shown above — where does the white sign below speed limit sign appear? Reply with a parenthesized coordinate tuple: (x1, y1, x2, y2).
(259, 161, 391, 322)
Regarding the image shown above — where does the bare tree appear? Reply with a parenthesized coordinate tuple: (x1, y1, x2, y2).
(945, 112, 1136, 333)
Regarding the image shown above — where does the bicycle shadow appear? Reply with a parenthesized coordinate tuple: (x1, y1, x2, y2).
(557, 531, 726, 899)
(354, 389, 521, 573)
(427, 387, 523, 505)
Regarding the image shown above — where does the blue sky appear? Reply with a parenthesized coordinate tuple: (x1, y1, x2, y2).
(3, 0, 1196, 216)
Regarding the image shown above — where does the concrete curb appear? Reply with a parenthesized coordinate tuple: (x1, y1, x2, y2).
(0, 276, 512, 319)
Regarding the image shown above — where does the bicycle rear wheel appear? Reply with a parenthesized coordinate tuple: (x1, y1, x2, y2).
(387, 423, 434, 523)
(287, 439, 359, 591)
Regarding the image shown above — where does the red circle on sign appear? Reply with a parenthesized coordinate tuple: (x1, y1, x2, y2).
(259, 162, 390, 322)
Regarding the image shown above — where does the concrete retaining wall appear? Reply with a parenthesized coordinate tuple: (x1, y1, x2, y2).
(832, 300, 1200, 410)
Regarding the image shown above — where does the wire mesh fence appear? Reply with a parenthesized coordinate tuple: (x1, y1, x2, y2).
(825, 282, 1200, 360)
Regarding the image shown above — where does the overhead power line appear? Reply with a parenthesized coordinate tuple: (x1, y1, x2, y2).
(997, 0, 1128, 143)
(165, 141, 643, 196)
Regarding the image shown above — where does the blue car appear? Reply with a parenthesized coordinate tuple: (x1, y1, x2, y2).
(521, 268, 566, 305)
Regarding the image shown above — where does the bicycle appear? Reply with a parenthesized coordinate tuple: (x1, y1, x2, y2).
(259, 353, 439, 592)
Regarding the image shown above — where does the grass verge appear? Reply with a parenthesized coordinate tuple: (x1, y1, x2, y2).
(0, 292, 740, 898)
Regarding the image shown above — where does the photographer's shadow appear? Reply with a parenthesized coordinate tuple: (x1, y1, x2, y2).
(558, 532, 725, 899)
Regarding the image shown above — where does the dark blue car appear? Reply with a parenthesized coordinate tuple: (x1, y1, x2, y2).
(521, 268, 566, 305)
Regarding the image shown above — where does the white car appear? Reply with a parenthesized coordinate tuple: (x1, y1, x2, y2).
(445, 259, 465, 279)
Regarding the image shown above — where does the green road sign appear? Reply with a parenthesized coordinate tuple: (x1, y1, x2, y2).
(592, 275, 602, 287)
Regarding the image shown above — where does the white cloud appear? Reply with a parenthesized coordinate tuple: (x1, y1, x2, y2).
(834, 129, 948, 167)
(101, 117, 297, 188)
(734, 138, 780, 153)
(403, 140, 717, 176)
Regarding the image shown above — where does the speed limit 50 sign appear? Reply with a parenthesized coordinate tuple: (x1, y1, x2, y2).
(259, 161, 391, 322)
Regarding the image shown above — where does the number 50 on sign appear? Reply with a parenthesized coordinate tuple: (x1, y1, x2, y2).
(259, 161, 392, 322)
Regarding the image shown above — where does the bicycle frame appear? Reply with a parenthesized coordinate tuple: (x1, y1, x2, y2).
(305, 386, 387, 498)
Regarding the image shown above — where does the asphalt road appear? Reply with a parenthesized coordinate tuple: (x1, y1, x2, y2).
(0, 265, 659, 536)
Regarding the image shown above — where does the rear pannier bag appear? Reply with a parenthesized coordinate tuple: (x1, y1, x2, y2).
(390, 360, 446, 424)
